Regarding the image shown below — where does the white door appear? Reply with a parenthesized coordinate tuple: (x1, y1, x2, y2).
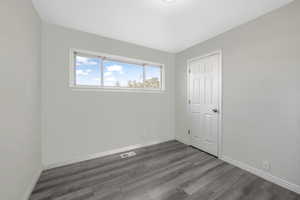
(188, 52, 221, 156)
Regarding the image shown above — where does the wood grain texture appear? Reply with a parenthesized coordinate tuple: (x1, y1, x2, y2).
(30, 141, 300, 200)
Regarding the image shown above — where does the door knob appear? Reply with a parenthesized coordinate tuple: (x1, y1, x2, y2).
(211, 108, 218, 113)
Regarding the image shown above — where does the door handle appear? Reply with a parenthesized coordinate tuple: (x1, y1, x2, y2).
(211, 108, 219, 113)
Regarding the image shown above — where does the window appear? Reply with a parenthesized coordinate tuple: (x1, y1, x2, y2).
(70, 49, 164, 91)
(75, 54, 101, 86)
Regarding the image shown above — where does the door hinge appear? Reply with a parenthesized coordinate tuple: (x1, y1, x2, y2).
(188, 100, 191, 104)
(188, 129, 191, 135)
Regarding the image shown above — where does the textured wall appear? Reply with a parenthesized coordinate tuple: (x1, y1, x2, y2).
(41, 23, 175, 166)
(0, 0, 42, 199)
(175, 1, 300, 187)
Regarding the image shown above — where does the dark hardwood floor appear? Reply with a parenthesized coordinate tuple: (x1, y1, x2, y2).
(30, 141, 300, 200)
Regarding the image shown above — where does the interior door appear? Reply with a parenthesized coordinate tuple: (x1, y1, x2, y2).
(188, 53, 221, 156)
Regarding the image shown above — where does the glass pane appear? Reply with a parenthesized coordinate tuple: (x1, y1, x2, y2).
(75, 55, 101, 86)
(103, 60, 143, 88)
(145, 66, 161, 89)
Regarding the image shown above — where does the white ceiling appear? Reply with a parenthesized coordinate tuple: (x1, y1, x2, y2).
(32, 0, 293, 53)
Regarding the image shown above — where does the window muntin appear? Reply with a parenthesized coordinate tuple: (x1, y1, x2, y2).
(71, 50, 164, 91)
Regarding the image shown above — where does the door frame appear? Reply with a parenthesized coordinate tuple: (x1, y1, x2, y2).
(186, 50, 223, 158)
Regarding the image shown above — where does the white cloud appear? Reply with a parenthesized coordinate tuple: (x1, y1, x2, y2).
(105, 76, 117, 82)
(93, 78, 101, 81)
(76, 56, 98, 65)
(76, 69, 89, 76)
(76, 68, 95, 76)
(106, 65, 123, 73)
(104, 72, 112, 76)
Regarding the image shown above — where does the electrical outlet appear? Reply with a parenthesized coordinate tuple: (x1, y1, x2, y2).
(120, 151, 136, 159)
(262, 161, 271, 171)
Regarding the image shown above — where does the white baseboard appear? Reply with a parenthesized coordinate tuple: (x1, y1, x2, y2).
(44, 139, 173, 170)
(175, 136, 190, 146)
(221, 155, 300, 194)
(23, 167, 42, 200)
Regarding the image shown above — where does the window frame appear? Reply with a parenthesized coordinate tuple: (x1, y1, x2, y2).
(69, 48, 165, 93)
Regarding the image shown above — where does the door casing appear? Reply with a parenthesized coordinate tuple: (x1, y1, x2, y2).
(186, 50, 223, 158)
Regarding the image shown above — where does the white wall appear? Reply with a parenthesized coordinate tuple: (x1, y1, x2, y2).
(0, 0, 42, 199)
(175, 0, 300, 188)
(41, 23, 175, 167)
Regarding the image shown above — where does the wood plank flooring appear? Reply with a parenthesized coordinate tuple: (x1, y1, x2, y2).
(30, 141, 300, 200)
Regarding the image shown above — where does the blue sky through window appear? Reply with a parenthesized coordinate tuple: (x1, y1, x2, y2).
(103, 60, 143, 87)
(145, 66, 161, 80)
(75, 56, 101, 86)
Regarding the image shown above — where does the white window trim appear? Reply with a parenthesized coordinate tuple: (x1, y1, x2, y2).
(69, 48, 166, 93)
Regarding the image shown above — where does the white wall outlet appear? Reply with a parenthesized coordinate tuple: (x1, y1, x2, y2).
(262, 161, 271, 171)
(120, 151, 137, 159)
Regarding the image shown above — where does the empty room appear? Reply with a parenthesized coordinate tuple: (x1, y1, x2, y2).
(1, 0, 300, 199)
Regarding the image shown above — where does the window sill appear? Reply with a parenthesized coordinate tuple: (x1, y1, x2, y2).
(70, 86, 165, 94)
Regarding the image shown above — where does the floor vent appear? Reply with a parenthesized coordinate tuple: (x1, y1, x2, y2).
(120, 151, 136, 159)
